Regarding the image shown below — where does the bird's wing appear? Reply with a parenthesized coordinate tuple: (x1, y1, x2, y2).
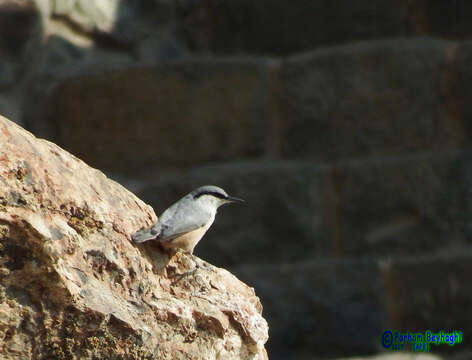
(158, 199, 211, 242)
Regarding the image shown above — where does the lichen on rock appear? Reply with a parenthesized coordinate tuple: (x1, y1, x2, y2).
(0, 115, 268, 359)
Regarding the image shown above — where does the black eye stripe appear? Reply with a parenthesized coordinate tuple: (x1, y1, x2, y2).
(194, 191, 227, 200)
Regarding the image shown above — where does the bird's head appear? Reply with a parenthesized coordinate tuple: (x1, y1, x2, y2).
(191, 185, 244, 210)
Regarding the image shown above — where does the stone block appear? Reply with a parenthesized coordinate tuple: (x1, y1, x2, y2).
(331, 150, 472, 257)
(48, 59, 273, 172)
(280, 39, 466, 161)
(234, 259, 385, 359)
(177, 0, 409, 55)
(380, 252, 472, 353)
(423, 1, 472, 38)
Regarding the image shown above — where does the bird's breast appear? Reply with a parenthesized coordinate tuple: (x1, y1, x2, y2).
(161, 222, 212, 254)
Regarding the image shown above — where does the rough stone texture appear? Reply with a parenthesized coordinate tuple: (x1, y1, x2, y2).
(234, 260, 385, 360)
(0, 115, 268, 359)
(280, 38, 466, 161)
(47, 60, 274, 172)
(134, 150, 472, 268)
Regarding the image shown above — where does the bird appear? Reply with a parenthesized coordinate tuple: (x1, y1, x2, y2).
(132, 185, 244, 254)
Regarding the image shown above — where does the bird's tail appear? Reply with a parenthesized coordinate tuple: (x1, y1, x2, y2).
(131, 224, 160, 243)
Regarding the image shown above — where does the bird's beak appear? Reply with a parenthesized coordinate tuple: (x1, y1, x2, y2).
(227, 196, 245, 203)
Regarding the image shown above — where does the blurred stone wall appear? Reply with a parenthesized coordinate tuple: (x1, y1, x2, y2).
(1, 0, 472, 359)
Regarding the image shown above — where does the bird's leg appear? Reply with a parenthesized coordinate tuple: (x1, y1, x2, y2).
(168, 250, 200, 282)
(171, 268, 197, 283)
(171, 256, 216, 285)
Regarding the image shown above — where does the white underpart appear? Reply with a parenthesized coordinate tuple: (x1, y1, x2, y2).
(161, 213, 216, 254)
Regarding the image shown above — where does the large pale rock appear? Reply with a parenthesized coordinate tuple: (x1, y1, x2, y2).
(280, 39, 466, 161)
(47, 60, 273, 172)
(0, 115, 268, 359)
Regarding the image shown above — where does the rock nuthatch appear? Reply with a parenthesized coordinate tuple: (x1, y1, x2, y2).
(132, 185, 244, 253)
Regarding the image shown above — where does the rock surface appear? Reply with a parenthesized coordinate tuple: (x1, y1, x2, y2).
(0, 115, 268, 359)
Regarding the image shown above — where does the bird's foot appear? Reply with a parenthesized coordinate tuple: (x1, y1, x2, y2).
(168, 253, 201, 283)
